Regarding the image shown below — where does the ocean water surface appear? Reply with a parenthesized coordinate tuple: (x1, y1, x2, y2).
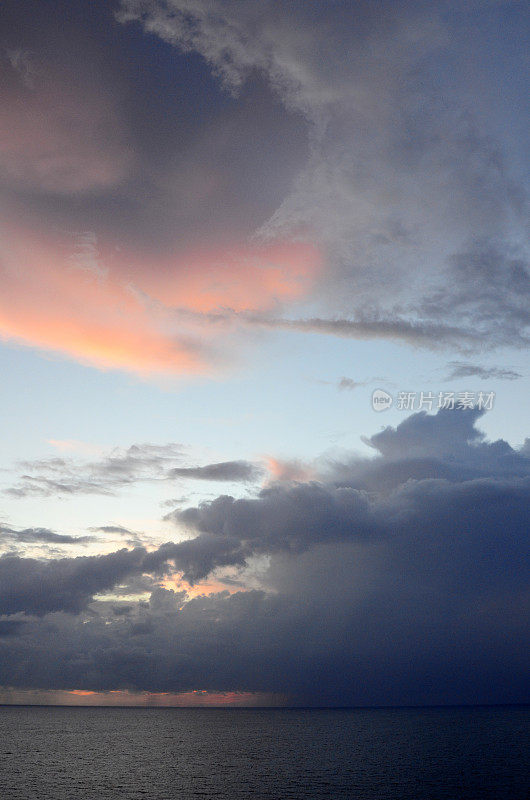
(0, 705, 528, 799)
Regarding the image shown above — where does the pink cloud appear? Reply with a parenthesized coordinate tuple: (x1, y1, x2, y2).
(121, 240, 322, 314)
(0, 53, 323, 377)
(265, 457, 316, 483)
(0, 212, 322, 377)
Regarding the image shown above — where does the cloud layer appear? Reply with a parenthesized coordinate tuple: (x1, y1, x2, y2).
(1, 408, 528, 705)
(0, 0, 527, 377)
(120, 0, 529, 351)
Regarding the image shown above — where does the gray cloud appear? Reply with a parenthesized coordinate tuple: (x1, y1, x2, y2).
(119, 0, 529, 351)
(172, 308, 488, 351)
(0, 548, 148, 616)
(337, 377, 365, 391)
(169, 460, 262, 482)
(89, 526, 137, 536)
(87, 525, 148, 548)
(0, 526, 96, 545)
(445, 361, 522, 381)
(244, 314, 486, 349)
(0, 619, 27, 637)
(5, 443, 183, 498)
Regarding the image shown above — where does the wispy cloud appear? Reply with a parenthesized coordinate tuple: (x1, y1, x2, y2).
(445, 362, 522, 381)
(5, 445, 263, 499)
(0, 525, 96, 545)
(5, 443, 183, 498)
(242, 314, 489, 351)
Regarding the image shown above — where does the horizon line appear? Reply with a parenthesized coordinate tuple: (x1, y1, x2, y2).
(1, 702, 528, 710)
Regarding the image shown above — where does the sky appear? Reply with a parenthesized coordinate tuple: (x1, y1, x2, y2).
(0, 0, 528, 707)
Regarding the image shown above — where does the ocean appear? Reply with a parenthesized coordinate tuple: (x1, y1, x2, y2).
(0, 705, 528, 799)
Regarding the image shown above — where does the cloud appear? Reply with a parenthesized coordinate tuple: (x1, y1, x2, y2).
(265, 457, 315, 484)
(0, 407, 528, 704)
(337, 377, 364, 391)
(5, 442, 183, 498)
(0, 219, 213, 377)
(316, 375, 388, 391)
(276, 317, 487, 350)
(0, 6, 322, 378)
(0, 48, 133, 196)
(119, 0, 529, 352)
(0, 547, 147, 616)
(90, 525, 137, 536)
(0, 526, 96, 545)
(5, 47, 37, 88)
(419, 241, 530, 350)
(5, 409, 528, 594)
(68, 232, 107, 278)
(87, 525, 147, 547)
(169, 460, 262, 482)
(1, 0, 527, 382)
(445, 361, 522, 381)
(3, 409, 528, 598)
(0, 575, 527, 704)
(191, 309, 492, 351)
(0, 212, 321, 376)
(0, 620, 26, 637)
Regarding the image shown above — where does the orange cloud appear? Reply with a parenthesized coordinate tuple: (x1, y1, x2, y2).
(265, 457, 316, 483)
(0, 212, 322, 377)
(0, 219, 208, 375)
(161, 574, 244, 598)
(0, 53, 323, 378)
(0, 688, 287, 706)
(130, 240, 322, 314)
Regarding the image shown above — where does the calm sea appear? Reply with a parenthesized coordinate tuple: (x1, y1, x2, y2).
(0, 705, 528, 799)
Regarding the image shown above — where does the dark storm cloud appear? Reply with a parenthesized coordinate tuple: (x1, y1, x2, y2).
(112, 604, 134, 616)
(0, 535, 243, 613)
(0, 620, 26, 637)
(0, 576, 527, 704)
(0, 548, 148, 616)
(445, 361, 522, 381)
(169, 460, 262, 482)
(160, 410, 529, 579)
(0, 408, 528, 703)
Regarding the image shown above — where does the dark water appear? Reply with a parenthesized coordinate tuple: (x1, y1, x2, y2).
(0, 706, 528, 799)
